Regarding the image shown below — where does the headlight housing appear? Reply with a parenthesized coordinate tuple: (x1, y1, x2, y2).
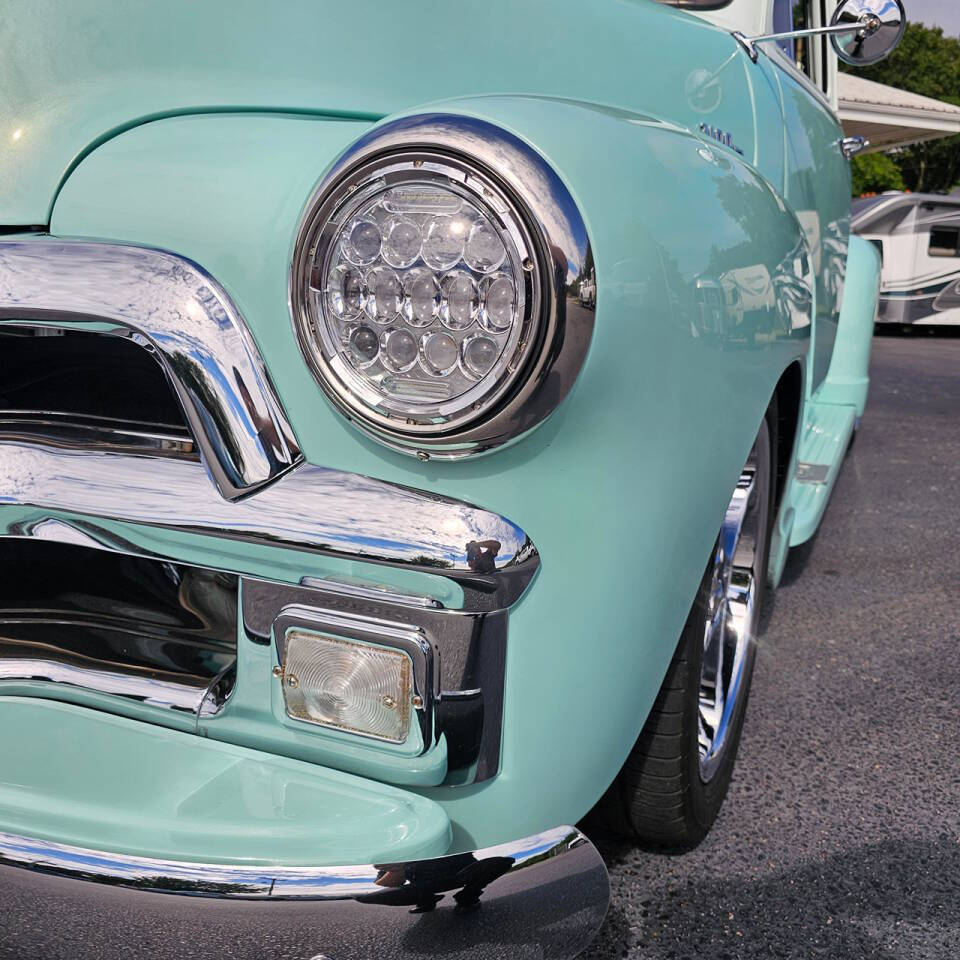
(291, 114, 593, 459)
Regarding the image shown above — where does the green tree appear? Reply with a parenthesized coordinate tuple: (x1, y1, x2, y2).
(850, 153, 905, 194)
(842, 23, 960, 193)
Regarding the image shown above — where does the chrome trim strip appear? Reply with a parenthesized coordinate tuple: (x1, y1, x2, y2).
(0, 410, 196, 458)
(0, 826, 608, 960)
(300, 575, 445, 609)
(291, 113, 594, 459)
(0, 440, 539, 612)
(0, 239, 301, 500)
(0, 658, 207, 713)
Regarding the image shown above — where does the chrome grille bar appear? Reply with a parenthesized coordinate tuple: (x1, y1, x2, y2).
(0, 440, 539, 613)
(0, 239, 301, 500)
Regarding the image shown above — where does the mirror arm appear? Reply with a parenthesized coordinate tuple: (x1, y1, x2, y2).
(733, 15, 881, 63)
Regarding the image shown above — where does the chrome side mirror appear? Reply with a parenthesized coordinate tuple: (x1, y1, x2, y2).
(733, 0, 906, 65)
(830, 0, 906, 66)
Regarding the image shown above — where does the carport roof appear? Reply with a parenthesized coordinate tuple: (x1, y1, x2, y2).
(838, 74, 960, 152)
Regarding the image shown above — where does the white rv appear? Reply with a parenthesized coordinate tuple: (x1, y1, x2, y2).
(853, 192, 960, 326)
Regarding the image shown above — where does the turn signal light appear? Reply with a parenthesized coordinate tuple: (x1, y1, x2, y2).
(281, 629, 413, 743)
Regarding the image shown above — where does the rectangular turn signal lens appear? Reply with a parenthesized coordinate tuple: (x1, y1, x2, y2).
(281, 629, 412, 743)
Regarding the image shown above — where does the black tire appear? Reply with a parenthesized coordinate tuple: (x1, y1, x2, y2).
(593, 401, 778, 848)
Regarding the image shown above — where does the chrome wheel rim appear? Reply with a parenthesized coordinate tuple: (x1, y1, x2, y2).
(698, 422, 770, 782)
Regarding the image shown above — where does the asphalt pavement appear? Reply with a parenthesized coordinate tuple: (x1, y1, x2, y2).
(582, 331, 960, 959)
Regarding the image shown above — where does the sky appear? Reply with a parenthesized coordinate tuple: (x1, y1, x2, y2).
(906, 0, 960, 36)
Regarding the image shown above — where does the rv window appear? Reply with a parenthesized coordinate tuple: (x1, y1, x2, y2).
(929, 226, 960, 258)
(867, 238, 884, 264)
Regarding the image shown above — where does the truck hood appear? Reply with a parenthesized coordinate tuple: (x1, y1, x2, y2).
(1, 0, 733, 224)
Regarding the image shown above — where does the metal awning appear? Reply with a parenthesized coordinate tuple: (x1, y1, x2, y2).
(838, 74, 960, 152)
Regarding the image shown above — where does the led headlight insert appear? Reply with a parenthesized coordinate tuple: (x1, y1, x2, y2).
(292, 116, 595, 459)
(281, 629, 415, 743)
(293, 150, 543, 452)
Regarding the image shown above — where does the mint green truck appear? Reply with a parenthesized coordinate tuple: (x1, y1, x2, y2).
(0, 0, 903, 956)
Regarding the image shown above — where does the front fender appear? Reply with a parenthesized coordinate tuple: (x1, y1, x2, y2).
(50, 97, 810, 848)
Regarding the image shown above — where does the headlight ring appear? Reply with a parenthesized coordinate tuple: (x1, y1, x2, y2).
(290, 114, 593, 460)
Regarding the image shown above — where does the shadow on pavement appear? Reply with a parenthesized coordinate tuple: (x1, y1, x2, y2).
(580, 835, 960, 959)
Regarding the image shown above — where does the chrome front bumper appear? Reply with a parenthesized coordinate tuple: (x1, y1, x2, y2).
(0, 826, 609, 960)
(0, 238, 605, 957)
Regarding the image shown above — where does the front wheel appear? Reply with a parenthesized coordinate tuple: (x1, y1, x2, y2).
(593, 403, 777, 847)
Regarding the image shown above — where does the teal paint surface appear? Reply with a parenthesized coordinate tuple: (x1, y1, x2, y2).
(51, 97, 812, 848)
(0, 679, 199, 734)
(5, 0, 788, 224)
(773, 55, 851, 393)
(0, 697, 451, 864)
(818, 235, 881, 415)
(769, 235, 879, 575)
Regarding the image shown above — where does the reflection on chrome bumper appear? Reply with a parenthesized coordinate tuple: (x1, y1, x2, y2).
(0, 440, 539, 613)
(0, 825, 609, 959)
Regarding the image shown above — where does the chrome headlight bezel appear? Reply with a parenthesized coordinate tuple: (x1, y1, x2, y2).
(290, 114, 593, 460)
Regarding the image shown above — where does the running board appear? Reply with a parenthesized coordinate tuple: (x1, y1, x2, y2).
(788, 400, 857, 546)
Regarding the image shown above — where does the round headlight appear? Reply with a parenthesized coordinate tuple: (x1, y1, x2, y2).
(291, 115, 593, 459)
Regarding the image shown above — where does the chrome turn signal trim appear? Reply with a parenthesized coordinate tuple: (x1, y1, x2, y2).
(242, 577, 509, 784)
